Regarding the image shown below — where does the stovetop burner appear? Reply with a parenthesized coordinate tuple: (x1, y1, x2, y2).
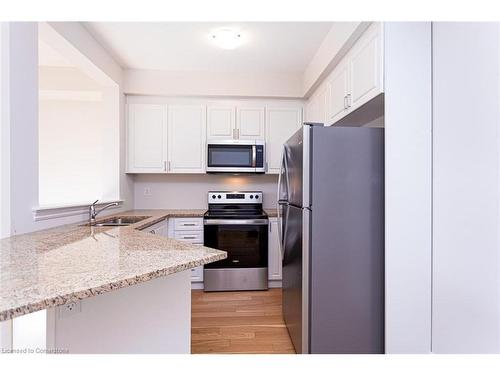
(204, 191, 268, 220)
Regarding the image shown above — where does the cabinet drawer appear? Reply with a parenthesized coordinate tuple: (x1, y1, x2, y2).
(190, 266, 204, 282)
(174, 217, 203, 231)
(174, 231, 203, 243)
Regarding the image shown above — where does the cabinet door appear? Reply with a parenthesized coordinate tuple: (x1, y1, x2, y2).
(168, 104, 207, 173)
(306, 86, 327, 124)
(327, 61, 350, 125)
(237, 106, 265, 140)
(207, 106, 235, 140)
(127, 104, 167, 173)
(265, 107, 302, 174)
(268, 218, 282, 280)
(349, 24, 382, 111)
(143, 219, 168, 236)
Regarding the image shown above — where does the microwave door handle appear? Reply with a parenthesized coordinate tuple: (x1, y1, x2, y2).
(252, 145, 256, 168)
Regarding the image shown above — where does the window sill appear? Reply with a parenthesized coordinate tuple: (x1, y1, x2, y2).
(32, 200, 124, 222)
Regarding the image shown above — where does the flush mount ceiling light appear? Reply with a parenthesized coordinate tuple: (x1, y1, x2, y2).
(210, 28, 243, 50)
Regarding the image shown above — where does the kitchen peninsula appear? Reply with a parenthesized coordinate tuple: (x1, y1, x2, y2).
(0, 211, 226, 354)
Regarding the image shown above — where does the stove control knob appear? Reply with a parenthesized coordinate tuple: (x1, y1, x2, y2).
(255, 195, 259, 199)
(212, 194, 216, 199)
(217, 195, 221, 199)
(250, 195, 254, 199)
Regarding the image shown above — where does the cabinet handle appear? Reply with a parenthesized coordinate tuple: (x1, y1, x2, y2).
(232, 128, 236, 139)
(343, 95, 347, 109)
(265, 162, 268, 173)
(164, 161, 167, 172)
(150, 229, 156, 234)
(347, 93, 352, 108)
(183, 223, 196, 226)
(236, 128, 239, 139)
(182, 236, 197, 239)
(168, 161, 171, 172)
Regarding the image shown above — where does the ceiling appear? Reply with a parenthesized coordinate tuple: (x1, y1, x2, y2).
(83, 22, 333, 74)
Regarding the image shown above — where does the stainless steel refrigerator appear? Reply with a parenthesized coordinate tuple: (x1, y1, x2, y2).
(277, 123, 384, 354)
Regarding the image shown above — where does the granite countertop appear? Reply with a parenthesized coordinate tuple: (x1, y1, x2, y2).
(0, 209, 225, 321)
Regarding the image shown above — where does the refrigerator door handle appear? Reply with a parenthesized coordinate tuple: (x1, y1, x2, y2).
(277, 202, 286, 260)
(277, 146, 285, 202)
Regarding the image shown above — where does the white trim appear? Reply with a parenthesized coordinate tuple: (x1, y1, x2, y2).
(32, 200, 123, 222)
(0, 22, 11, 239)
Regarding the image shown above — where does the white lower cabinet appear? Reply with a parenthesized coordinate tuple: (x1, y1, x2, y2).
(268, 217, 282, 282)
(142, 217, 204, 284)
(142, 218, 168, 237)
(169, 217, 204, 284)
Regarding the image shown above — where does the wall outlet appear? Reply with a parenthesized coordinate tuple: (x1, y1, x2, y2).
(58, 301, 81, 319)
(144, 187, 152, 196)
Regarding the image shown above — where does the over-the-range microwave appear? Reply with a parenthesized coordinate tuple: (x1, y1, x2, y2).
(206, 140, 265, 173)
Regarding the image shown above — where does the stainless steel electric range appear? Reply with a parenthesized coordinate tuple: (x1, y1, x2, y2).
(203, 191, 269, 291)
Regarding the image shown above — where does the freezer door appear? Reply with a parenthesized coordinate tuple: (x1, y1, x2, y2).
(282, 204, 304, 353)
(284, 127, 305, 208)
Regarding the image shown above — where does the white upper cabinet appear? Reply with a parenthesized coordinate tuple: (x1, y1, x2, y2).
(266, 107, 302, 174)
(327, 61, 350, 124)
(321, 22, 384, 126)
(305, 86, 327, 124)
(127, 103, 167, 173)
(126, 100, 302, 175)
(167, 104, 207, 173)
(237, 106, 265, 140)
(208, 105, 265, 140)
(207, 106, 235, 140)
(349, 25, 382, 110)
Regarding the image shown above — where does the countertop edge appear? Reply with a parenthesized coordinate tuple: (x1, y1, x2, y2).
(0, 251, 225, 322)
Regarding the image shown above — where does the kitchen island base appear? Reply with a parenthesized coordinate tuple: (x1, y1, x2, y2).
(9, 270, 191, 354)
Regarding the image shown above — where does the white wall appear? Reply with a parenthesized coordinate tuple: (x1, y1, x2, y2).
(432, 22, 500, 353)
(38, 98, 106, 206)
(0, 22, 10, 239)
(45, 22, 122, 86)
(8, 22, 40, 234)
(134, 174, 278, 210)
(0, 22, 13, 352)
(384, 22, 432, 353)
(38, 65, 121, 207)
(124, 69, 303, 98)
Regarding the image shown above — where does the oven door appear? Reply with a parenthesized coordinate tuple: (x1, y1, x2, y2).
(204, 219, 269, 268)
(207, 141, 256, 173)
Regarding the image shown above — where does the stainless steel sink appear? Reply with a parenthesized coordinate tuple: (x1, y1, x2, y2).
(92, 216, 151, 227)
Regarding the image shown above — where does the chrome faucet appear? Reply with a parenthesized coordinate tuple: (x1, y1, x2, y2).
(89, 200, 119, 226)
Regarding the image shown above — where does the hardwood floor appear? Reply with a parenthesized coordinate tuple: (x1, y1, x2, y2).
(191, 288, 296, 354)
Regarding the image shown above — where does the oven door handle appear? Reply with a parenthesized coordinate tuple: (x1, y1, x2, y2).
(204, 219, 269, 225)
